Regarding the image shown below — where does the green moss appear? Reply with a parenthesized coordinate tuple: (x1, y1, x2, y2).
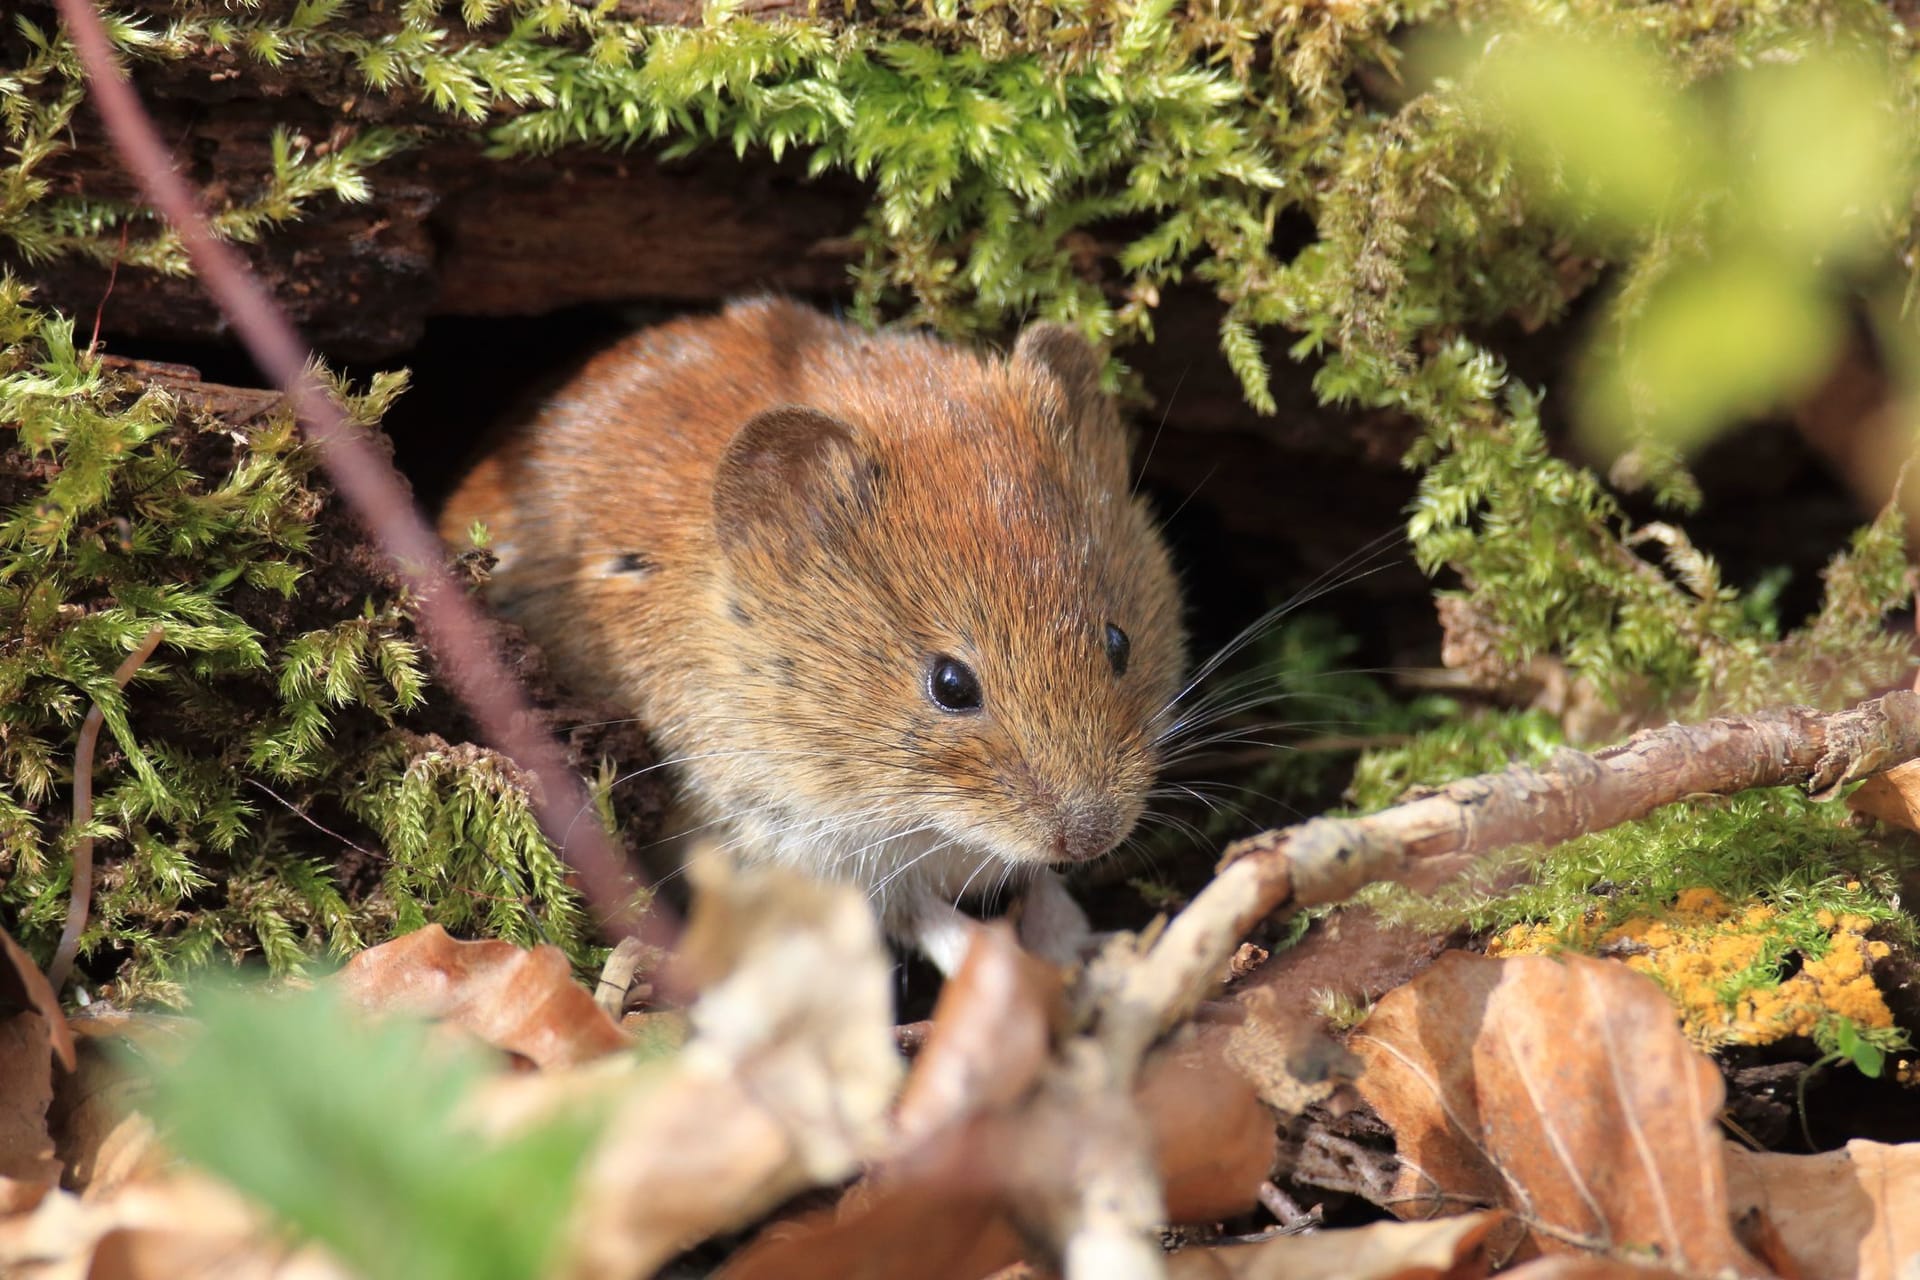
(1345, 705, 1564, 814)
(0, 282, 596, 1002)
(2, 15, 408, 276)
(340, 734, 588, 949)
(1460, 791, 1909, 940)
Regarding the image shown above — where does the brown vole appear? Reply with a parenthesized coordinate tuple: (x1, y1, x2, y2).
(439, 297, 1186, 971)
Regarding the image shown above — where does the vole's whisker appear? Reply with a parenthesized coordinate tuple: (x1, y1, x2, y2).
(1150, 530, 1407, 727)
(1150, 782, 1270, 834)
(1132, 808, 1214, 854)
(951, 850, 1002, 907)
(1154, 692, 1335, 747)
(1157, 716, 1380, 766)
(869, 835, 962, 904)
(820, 822, 945, 877)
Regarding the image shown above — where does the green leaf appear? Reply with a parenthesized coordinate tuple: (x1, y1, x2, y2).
(1579, 251, 1839, 454)
(1459, 28, 1709, 234)
(144, 982, 598, 1280)
(1736, 54, 1907, 263)
(1835, 1017, 1886, 1079)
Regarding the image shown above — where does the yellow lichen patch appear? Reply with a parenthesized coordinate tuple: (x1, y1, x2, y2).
(1487, 888, 1895, 1050)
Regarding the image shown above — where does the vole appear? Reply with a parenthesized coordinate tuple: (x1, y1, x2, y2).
(439, 297, 1186, 972)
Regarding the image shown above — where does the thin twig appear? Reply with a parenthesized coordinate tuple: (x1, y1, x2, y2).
(87, 221, 129, 357)
(244, 777, 376, 857)
(48, 623, 165, 991)
(53, 0, 671, 952)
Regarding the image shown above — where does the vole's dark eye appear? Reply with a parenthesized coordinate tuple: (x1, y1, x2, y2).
(927, 655, 983, 713)
(1104, 623, 1130, 677)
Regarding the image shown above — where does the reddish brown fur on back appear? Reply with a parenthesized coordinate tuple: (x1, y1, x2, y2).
(440, 297, 1186, 933)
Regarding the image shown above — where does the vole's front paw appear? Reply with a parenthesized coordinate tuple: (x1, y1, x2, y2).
(1012, 869, 1094, 968)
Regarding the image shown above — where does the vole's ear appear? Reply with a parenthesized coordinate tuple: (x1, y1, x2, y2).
(1014, 322, 1105, 405)
(1012, 323, 1128, 484)
(714, 405, 880, 560)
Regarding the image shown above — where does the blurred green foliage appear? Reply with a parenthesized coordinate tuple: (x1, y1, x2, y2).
(147, 981, 597, 1280)
(1445, 26, 1912, 453)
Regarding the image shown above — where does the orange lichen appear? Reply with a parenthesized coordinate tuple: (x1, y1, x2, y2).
(1486, 887, 1895, 1049)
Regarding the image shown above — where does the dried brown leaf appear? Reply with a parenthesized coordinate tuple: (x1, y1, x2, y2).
(86, 1228, 347, 1280)
(0, 1013, 60, 1210)
(1351, 952, 1763, 1274)
(1209, 909, 1454, 1114)
(1, 929, 74, 1073)
(719, 1118, 1026, 1280)
(712, 926, 1063, 1280)
(552, 863, 903, 1279)
(563, 1068, 820, 1278)
(896, 923, 1058, 1142)
(670, 861, 903, 1177)
(1846, 759, 1920, 832)
(0, 928, 71, 1211)
(1140, 1043, 1275, 1224)
(47, 1012, 191, 1199)
(1725, 1139, 1920, 1280)
(48, 1050, 162, 1200)
(1165, 1210, 1503, 1279)
(334, 923, 629, 1069)
(1498, 1259, 1692, 1279)
(0, 1172, 351, 1280)
(716, 913, 1269, 1280)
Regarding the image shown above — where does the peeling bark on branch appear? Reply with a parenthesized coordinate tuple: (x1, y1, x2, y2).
(1095, 691, 1920, 1072)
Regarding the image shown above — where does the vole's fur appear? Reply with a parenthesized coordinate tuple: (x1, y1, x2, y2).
(440, 297, 1186, 970)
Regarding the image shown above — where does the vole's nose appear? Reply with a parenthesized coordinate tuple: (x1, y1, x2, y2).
(1052, 801, 1123, 863)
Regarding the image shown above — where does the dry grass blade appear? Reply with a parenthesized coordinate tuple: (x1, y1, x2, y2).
(48, 624, 164, 992)
(1350, 952, 1766, 1275)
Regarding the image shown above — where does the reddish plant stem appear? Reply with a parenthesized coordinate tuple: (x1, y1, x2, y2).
(52, 0, 670, 952)
(87, 221, 129, 357)
(49, 624, 166, 991)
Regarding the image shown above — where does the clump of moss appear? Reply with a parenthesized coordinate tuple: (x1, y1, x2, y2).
(1346, 704, 1564, 814)
(0, 281, 602, 1002)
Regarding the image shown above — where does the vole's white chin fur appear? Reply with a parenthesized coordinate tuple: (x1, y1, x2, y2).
(717, 801, 1044, 929)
